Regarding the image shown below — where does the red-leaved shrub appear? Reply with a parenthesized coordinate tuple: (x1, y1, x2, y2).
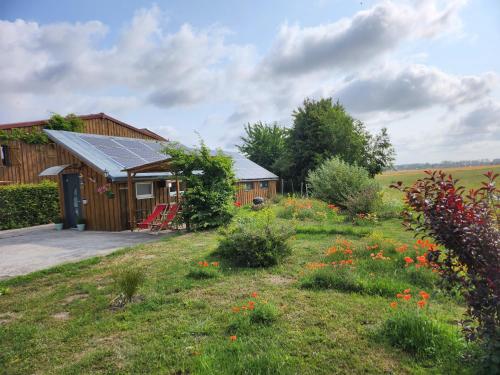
(392, 171, 499, 370)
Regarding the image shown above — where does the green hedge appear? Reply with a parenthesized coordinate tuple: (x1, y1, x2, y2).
(0, 181, 60, 230)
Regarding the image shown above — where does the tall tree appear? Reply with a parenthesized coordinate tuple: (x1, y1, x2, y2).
(278, 98, 394, 182)
(237, 122, 288, 176)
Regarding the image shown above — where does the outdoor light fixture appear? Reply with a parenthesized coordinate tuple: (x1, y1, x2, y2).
(103, 169, 109, 178)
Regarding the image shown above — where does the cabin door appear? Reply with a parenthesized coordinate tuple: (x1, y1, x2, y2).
(62, 173, 82, 228)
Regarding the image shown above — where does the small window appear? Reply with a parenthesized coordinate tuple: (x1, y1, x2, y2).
(136, 182, 154, 199)
(243, 182, 254, 191)
(0, 145, 10, 166)
(168, 181, 185, 196)
(259, 181, 269, 189)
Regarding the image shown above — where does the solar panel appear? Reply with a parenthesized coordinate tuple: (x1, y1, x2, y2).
(79, 134, 167, 168)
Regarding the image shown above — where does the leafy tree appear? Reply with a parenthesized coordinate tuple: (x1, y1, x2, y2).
(163, 142, 236, 231)
(277, 98, 394, 182)
(237, 122, 287, 176)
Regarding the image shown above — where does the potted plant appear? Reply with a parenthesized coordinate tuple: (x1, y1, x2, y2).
(76, 217, 86, 231)
(54, 216, 64, 231)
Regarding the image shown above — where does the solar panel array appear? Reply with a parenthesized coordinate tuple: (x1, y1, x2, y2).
(79, 134, 167, 169)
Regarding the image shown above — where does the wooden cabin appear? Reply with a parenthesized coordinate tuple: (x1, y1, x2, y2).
(0, 114, 278, 231)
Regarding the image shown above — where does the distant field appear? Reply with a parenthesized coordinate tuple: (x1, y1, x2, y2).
(377, 164, 500, 200)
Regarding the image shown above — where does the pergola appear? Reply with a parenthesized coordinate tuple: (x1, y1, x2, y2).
(123, 158, 182, 230)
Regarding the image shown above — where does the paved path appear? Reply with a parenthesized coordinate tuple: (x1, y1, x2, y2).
(0, 225, 169, 279)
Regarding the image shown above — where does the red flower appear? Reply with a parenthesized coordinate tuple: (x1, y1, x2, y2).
(417, 300, 427, 308)
(403, 294, 411, 301)
(390, 302, 398, 309)
(251, 292, 258, 298)
(419, 291, 430, 300)
(230, 335, 237, 341)
(234, 201, 241, 207)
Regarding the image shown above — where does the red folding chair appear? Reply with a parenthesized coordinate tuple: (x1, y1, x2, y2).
(137, 204, 167, 229)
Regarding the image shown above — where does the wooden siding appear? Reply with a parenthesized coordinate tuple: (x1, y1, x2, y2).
(0, 117, 157, 185)
(235, 180, 277, 205)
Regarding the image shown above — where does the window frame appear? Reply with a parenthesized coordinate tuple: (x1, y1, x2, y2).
(135, 181, 154, 199)
(243, 181, 254, 191)
(259, 180, 269, 189)
(0, 145, 10, 167)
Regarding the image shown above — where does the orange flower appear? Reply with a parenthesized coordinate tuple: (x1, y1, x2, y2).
(344, 249, 353, 255)
(396, 293, 404, 299)
(404, 257, 414, 264)
(230, 335, 237, 341)
(251, 292, 258, 298)
(403, 289, 411, 294)
(403, 294, 411, 301)
(417, 300, 427, 308)
(212, 262, 219, 267)
(390, 302, 398, 309)
(419, 291, 430, 300)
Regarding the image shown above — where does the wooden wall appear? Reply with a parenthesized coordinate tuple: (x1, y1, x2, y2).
(0, 117, 156, 185)
(236, 180, 277, 205)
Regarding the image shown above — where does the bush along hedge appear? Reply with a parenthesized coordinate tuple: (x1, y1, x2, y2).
(0, 181, 60, 230)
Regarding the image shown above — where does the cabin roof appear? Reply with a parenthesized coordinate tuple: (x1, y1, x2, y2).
(0, 112, 166, 141)
(44, 130, 278, 182)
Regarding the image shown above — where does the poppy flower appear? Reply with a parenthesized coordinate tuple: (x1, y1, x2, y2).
(403, 289, 411, 294)
(230, 335, 237, 341)
(404, 257, 414, 264)
(396, 293, 404, 299)
(390, 302, 398, 309)
(417, 300, 427, 308)
(419, 291, 430, 300)
(251, 292, 258, 298)
(403, 294, 411, 301)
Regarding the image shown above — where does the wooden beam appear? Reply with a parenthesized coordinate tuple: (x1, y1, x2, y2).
(127, 171, 136, 231)
(175, 176, 180, 204)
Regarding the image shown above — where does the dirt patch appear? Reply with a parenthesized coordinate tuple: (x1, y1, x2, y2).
(52, 311, 70, 320)
(0, 312, 20, 325)
(264, 275, 296, 285)
(63, 293, 89, 304)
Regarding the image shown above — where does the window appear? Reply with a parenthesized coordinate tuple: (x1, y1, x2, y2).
(243, 182, 254, 191)
(259, 181, 269, 189)
(0, 145, 10, 166)
(168, 180, 185, 196)
(135, 182, 154, 199)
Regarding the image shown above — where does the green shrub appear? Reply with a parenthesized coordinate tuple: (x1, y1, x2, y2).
(217, 211, 294, 267)
(113, 267, 145, 302)
(0, 181, 59, 230)
(163, 142, 236, 231)
(344, 184, 382, 217)
(250, 303, 279, 325)
(381, 309, 464, 361)
(307, 157, 379, 206)
(0, 286, 10, 296)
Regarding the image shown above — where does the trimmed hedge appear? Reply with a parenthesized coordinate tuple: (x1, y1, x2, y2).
(0, 181, 60, 230)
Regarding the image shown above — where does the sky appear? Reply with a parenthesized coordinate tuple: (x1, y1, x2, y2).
(0, 0, 499, 164)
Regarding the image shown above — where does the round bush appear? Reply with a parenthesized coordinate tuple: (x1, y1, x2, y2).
(217, 212, 294, 267)
(307, 157, 380, 207)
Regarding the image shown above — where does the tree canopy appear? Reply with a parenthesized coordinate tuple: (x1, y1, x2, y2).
(237, 122, 287, 176)
(276, 98, 394, 181)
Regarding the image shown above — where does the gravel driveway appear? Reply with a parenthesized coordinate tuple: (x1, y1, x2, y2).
(0, 225, 168, 279)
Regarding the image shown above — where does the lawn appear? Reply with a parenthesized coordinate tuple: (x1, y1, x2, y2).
(376, 164, 500, 201)
(0, 200, 475, 374)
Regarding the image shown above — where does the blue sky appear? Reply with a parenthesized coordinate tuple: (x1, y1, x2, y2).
(1, 0, 499, 163)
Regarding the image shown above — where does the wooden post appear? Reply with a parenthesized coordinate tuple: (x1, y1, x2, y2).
(57, 174, 65, 225)
(175, 176, 180, 204)
(127, 171, 136, 231)
(166, 180, 171, 206)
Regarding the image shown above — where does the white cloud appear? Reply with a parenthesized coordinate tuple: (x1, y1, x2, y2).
(336, 64, 496, 113)
(261, 0, 467, 76)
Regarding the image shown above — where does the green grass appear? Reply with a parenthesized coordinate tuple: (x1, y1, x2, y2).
(377, 164, 500, 200)
(0, 203, 477, 374)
